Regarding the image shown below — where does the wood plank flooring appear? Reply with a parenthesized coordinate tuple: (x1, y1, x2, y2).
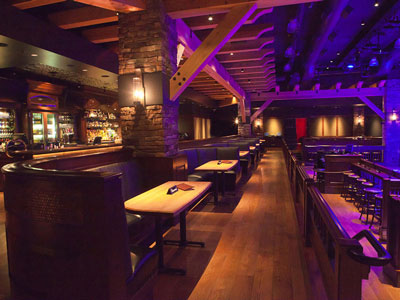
(324, 193, 400, 300)
(0, 150, 315, 300)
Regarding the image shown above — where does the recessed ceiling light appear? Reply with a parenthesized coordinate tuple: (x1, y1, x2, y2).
(336, 52, 340, 56)
(241, 69, 244, 72)
(361, 21, 366, 26)
(208, 15, 213, 21)
(82, 69, 88, 72)
(374, 1, 379, 7)
(330, 60, 334, 63)
(0, 43, 8, 47)
(31, 53, 38, 57)
(230, 52, 234, 56)
(326, 66, 330, 70)
(347, 64, 355, 69)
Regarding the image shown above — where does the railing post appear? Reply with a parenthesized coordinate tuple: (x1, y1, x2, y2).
(381, 179, 390, 241)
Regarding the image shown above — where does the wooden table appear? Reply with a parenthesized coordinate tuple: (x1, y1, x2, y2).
(125, 181, 212, 275)
(195, 160, 238, 204)
(239, 151, 249, 157)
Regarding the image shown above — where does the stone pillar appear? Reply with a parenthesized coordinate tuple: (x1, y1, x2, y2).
(118, 0, 178, 157)
(238, 97, 252, 137)
(383, 78, 400, 166)
(353, 106, 365, 136)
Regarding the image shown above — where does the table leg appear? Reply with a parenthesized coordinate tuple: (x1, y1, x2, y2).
(213, 170, 219, 204)
(164, 211, 205, 248)
(155, 216, 186, 276)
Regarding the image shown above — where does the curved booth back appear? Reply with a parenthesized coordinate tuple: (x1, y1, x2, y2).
(2, 149, 156, 300)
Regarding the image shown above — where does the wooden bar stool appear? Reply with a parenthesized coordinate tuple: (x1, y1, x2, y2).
(360, 188, 382, 225)
(353, 178, 368, 208)
(369, 193, 383, 229)
(347, 175, 360, 202)
(342, 172, 355, 199)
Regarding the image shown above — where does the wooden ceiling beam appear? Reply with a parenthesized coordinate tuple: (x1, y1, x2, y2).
(233, 70, 275, 79)
(218, 37, 273, 54)
(173, 10, 252, 105)
(73, 0, 145, 13)
(185, 8, 273, 30)
(82, 25, 118, 43)
(48, 6, 117, 29)
(224, 57, 274, 69)
(229, 64, 275, 75)
(165, 0, 322, 19)
(12, 0, 66, 9)
(197, 23, 274, 42)
(218, 48, 273, 63)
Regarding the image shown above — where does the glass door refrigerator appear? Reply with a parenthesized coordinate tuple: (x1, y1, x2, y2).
(31, 112, 58, 146)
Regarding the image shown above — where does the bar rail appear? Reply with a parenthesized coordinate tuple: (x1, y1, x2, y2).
(282, 141, 390, 300)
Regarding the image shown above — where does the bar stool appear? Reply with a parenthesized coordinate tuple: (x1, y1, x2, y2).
(347, 175, 360, 202)
(369, 193, 383, 229)
(353, 178, 368, 208)
(342, 172, 355, 199)
(360, 188, 382, 224)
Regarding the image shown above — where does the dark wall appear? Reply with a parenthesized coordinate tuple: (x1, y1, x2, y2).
(211, 105, 238, 137)
(365, 115, 382, 137)
(179, 101, 214, 140)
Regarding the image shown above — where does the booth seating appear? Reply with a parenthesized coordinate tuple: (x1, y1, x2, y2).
(209, 141, 252, 173)
(86, 160, 155, 244)
(2, 149, 160, 300)
(178, 146, 241, 191)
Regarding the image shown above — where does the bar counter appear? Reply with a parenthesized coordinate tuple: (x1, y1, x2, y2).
(14, 143, 123, 159)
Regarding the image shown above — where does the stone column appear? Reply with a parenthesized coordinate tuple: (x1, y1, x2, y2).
(118, 0, 178, 157)
(238, 97, 252, 137)
(353, 106, 365, 136)
(383, 78, 400, 166)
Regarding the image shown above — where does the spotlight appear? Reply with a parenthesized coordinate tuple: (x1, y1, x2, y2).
(369, 57, 379, 67)
(326, 66, 330, 70)
(361, 21, 366, 26)
(230, 52, 234, 56)
(347, 64, 355, 69)
(208, 15, 213, 21)
(374, 1, 379, 7)
(330, 60, 334, 63)
(240, 69, 244, 73)
(336, 52, 340, 56)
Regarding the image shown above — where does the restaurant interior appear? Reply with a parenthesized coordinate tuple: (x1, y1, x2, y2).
(1, 0, 400, 299)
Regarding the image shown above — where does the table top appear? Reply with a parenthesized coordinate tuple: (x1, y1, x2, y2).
(195, 160, 238, 172)
(249, 146, 256, 151)
(239, 151, 249, 157)
(125, 181, 212, 216)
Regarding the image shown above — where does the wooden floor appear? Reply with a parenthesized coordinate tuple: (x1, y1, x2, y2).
(324, 193, 400, 300)
(136, 149, 315, 300)
(0, 150, 317, 300)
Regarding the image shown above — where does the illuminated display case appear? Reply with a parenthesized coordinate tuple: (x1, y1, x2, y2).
(59, 113, 75, 143)
(31, 112, 58, 144)
(0, 109, 16, 142)
(84, 109, 120, 143)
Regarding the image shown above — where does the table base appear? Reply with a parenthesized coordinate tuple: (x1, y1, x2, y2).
(164, 240, 205, 247)
(159, 267, 186, 276)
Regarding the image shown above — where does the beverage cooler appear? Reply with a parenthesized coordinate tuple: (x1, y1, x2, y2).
(0, 108, 16, 142)
(31, 112, 58, 145)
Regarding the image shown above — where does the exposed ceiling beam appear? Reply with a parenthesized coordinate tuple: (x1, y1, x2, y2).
(251, 99, 273, 122)
(197, 23, 274, 42)
(224, 57, 274, 69)
(165, 0, 322, 19)
(12, 0, 66, 9)
(74, 0, 145, 13)
(173, 15, 250, 105)
(233, 69, 275, 79)
(338, 1, 400, 66)
(250, 87, 385, 101)
(48, 6, 117, 29)
(185, 8, 273, 30)
(219, 37, 274, 54)
(219, 97, 240, 107)
(218, 48, 273, 63)
(82, 25, 118, 43)
(358, 96, 384, 119)
(229, 65, 275, 75)
(303, 0, 349, 81)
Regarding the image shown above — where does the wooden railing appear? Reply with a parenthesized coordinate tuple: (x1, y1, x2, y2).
(282, 142, 391, 300)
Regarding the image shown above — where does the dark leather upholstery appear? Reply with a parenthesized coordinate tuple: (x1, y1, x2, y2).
(86, 161, 154, 245)
(197, 147, 217, 165)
